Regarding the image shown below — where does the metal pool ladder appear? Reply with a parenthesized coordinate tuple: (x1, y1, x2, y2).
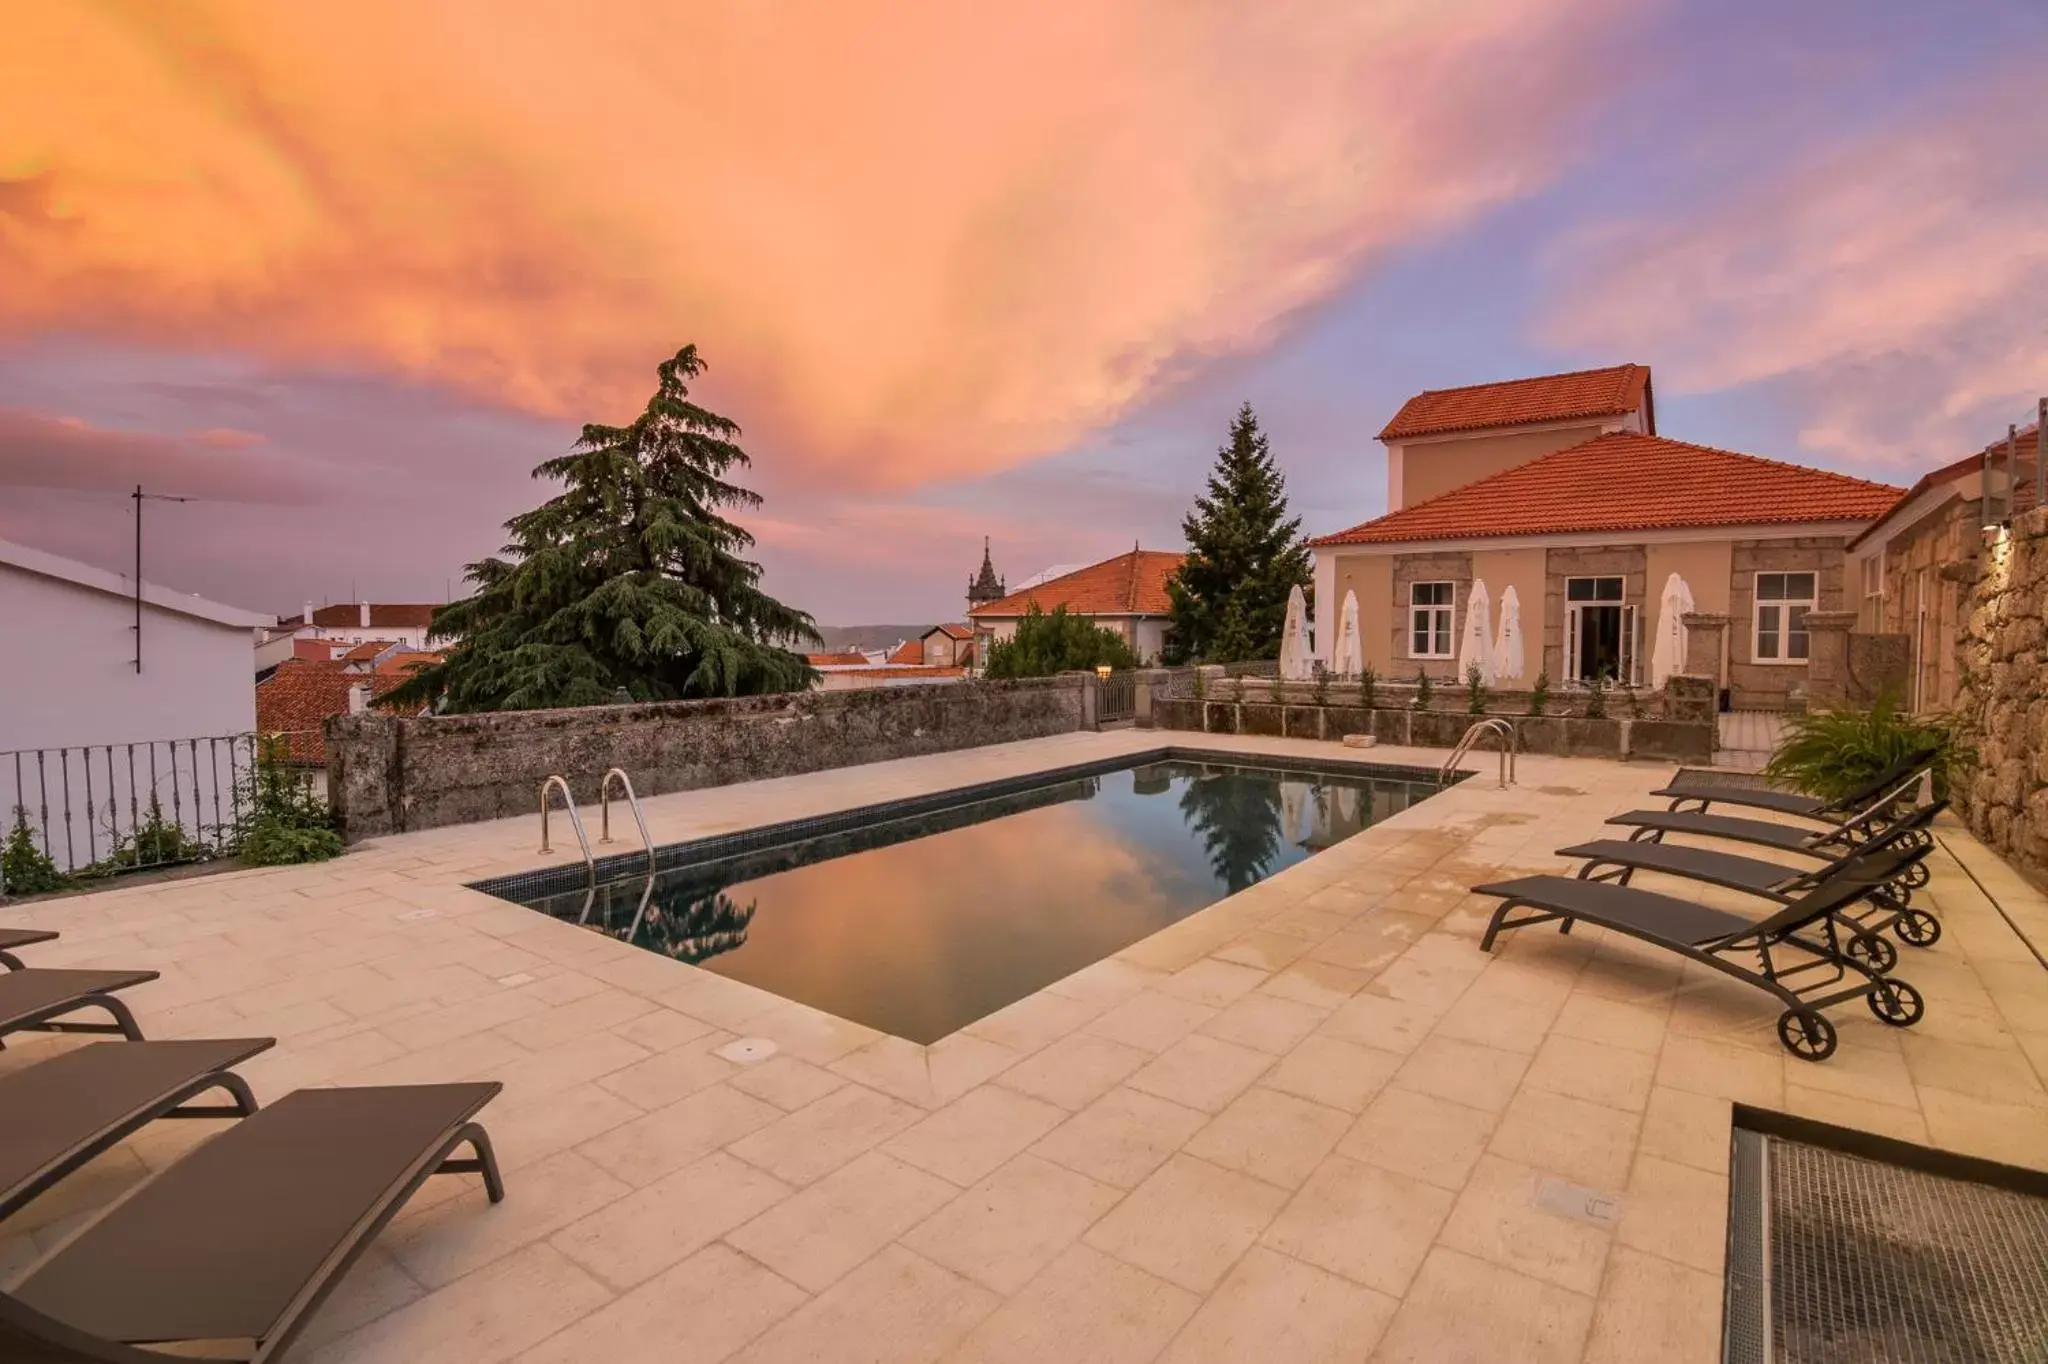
(598, 767, 657, 876)
(538, 774, 596, 888)
(1441, 718, 1517, 789)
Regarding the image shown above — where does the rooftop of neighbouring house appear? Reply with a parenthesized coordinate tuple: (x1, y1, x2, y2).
(886, 639, 925, 665)
(1377, 362, 1654, 441)
(969, 548, 1185, 619)
(254, 657, 418, 763)
(1310, 431, 1905, 548)
(805, 652, 874, 667)
(927, 623, 975, 641)
(280, 602, 441, 631)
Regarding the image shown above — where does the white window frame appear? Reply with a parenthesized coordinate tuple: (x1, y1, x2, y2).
(1409, 581, 1455, 659)
(1562, 576, 1639, 686)
(1752, 571, 1817, 664)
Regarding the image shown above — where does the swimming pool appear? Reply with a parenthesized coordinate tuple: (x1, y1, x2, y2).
(482, 751, 1447, 1043)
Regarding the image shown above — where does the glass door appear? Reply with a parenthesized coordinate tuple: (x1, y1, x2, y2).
(1566, 577, 1627, 684)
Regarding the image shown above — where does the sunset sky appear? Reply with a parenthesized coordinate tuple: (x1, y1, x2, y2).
(3, 0, 2043, 626)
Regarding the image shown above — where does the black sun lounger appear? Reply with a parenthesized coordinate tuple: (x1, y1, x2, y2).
(1475, 842, 1928, 1061)
(1558, 803, 1947, 954)
(1652, 746, 1936, 819)
(0, 969, 156, 1046)
(0, 928, 58, 971)
(0, 1082, 503, 1364)
(0, 1037, 274, 1220)
(1609, 777, 1935, 874)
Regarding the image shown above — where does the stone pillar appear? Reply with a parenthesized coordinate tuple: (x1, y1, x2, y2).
(1063, 671, 1100, 730)
(1802, 611, 1857, 709)
(1133, 668, 1171, 728)
(1680, 613, 1728, 693)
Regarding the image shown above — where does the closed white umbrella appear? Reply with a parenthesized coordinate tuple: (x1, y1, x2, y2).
(1650, 572, 1695, 687)
(1279, 584, 1311, 681)
(1494, 585, 1525, 683)
(1458, 580, 1494, 685)
(1333, 590, 1364, 677)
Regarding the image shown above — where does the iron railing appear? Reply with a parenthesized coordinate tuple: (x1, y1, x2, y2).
(1, 732, 318, 892)
(1098, 671, 1137, 723)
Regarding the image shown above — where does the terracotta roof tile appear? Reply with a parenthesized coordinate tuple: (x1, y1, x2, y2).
(928, 622, 974, 641)
(341, 639, 395, 663)
(1309, 432, 1904, 548)
(255, 658, 415, 764)
(886, 639, 925, 665)
(1378, 364, 1652, 441)
(373, 650, 443, 676)
(805, 652, 872, 667)
(968, 549, 1184, 619)
(278, 603, 441, 630)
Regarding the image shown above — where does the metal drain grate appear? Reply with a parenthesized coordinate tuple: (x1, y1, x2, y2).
(1729, 1129, 2048, 1363)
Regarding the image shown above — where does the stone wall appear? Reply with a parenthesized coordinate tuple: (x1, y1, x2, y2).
(327, 676, 1088, 840)
(1953, 505, 2048, 885)
(1541, 544, 1648, 685)
(1727, 536, 1851, 709)
(1389, 551, 1473, 681)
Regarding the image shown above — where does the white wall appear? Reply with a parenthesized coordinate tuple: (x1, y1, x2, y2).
(0, 563, 257, 753)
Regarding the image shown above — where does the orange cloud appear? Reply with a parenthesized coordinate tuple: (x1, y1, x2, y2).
(1, 1, 1628, 486)
(1539, 66, 2048, 466)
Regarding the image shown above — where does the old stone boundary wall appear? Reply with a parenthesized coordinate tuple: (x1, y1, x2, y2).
(326, 676, 1087, 841)
(1954, 505, 2048, 886)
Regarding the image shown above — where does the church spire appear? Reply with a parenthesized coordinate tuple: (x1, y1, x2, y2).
(966, 536, 1005, 611)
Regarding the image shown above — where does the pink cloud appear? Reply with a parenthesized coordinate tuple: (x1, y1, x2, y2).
(1, 0, 1635, 490)
(0, 407, 326, 504)
(1539, 65, 2048, 468)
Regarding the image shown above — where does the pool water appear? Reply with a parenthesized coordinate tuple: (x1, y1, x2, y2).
(507, 757, 1440, 1043)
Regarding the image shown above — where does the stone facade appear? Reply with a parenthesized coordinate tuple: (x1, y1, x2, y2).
(1541, 545, 1647, 685)
(1953, 506, 2048, 886)
(1389, 551, 1472, 681)
(1727, 536, 1849, 710)
(327, 676, 1088, 840)
(1875, 496, 1978, 711)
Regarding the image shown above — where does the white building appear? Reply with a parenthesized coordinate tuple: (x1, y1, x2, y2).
(0, 537, 271, 754)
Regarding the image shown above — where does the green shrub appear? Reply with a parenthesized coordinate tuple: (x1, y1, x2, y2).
(80, 797, 211, 877)
(1529, 671, 1551, 716)
(983, 605, 1139, 679)
(2, 807, 69, 897)
(1466, 665, 1488, 716)
(1413, 670, 1432, 710)
(1764, 692, 1967, 803)
(1584, 674, 1609, 720)
(236, 739, 344, 866)
(1359, 666, 1377, 711)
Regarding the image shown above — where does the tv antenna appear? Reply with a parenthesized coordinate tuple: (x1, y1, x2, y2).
(132, 485, 194, 673)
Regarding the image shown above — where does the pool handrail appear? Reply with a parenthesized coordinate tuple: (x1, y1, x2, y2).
(598, 767, 657, 876)
(1441, 718, 1516, 790)
(538, 775, 596, 888)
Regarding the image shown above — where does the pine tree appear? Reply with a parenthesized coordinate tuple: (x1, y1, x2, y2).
(395, 346, 819, 712)
(1165, 403, 1312, 664)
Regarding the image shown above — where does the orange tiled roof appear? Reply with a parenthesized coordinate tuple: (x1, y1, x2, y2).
(1309, 432, 1904, 548)
(340, 639, 395, 663)
(927, 622, 974, 641)
(969, 549, 1184, 619)
(374, 650, 443, 676)
(805, 652, 872, 667)
(255, 658, 416, 764)
(886, 639, 924, 665)
(1378, 364, 1652, 441)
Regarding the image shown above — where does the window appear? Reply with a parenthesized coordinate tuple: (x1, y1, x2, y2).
(1409, 581, 1454, 658)
(1858, 553, 1884, 631)
(1753, 571, 1816, 662)
(1563, 577, 1637, 684)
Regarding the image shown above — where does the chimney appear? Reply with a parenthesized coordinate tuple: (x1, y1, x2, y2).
(347, 682, 370, 715)
(359, 600, 372, 630)
(302, 600, 315, 631)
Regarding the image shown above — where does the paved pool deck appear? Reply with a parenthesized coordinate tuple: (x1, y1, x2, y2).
(3, 731, 2045, 1363)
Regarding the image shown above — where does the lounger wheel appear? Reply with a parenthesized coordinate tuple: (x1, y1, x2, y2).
(1776, 1009, 1838, 1062)
(1899, 861, 1931, 890)
(1895, 909, 1941, 947)
(1867, 978, 1925, 1028)
(1844, 932, 1898, 975)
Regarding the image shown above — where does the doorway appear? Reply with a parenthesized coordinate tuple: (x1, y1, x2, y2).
(1564, 576, 1640, 685)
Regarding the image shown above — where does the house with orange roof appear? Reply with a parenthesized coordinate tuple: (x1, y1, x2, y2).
(1843, 423, 2040, 712)
(1309, 365, 1905, 710)
(967, 546, 1185, 665)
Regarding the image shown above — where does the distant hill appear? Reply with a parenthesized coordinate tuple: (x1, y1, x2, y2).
(812, 624, 933, 652)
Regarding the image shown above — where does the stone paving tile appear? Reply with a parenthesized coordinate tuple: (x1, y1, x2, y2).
(7, 731, 2048, 1364)
(514, 1244, 807, 1364)
(902, 1152, 1124, 1295)
(1082, 1153, 1290, 1293)
(1029, 1085, 1211, 1189)
(943, 1243, 1198, 1364)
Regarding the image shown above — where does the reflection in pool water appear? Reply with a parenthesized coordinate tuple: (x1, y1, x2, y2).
(512, 759, 1437, 1043)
